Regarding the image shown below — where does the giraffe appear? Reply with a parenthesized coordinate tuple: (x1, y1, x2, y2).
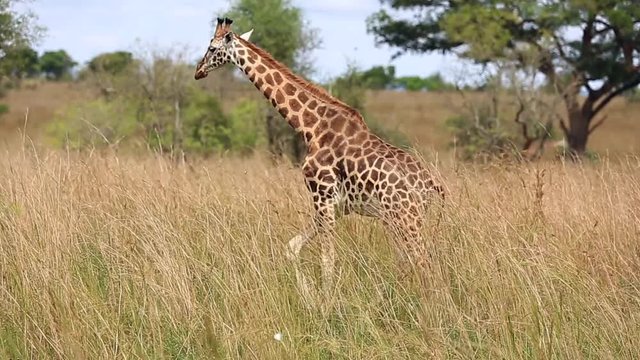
(195, 18, 445, 301)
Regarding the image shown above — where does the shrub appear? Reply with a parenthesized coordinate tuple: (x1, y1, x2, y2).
(47, 99, 139, 149)
(446, 105, 517, 161)
(47, 88, 263, 156)
(183, 94, 262, 155)
(0, 103, 9, 116)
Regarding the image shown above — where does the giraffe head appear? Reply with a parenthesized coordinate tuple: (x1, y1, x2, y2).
(194, 17, 253, 80)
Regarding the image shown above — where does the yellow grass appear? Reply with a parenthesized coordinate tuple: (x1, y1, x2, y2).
(0, 145, 639, 358)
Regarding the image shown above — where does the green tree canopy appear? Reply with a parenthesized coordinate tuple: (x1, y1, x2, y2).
(368, 0, 640, 156)
(360, 65, 396, 89)
(87, 51, 134, 75)
(225, 0, 319, 75)
(40, 50, 76, 80)
(0, 46, 39, 78)
(0, 0, 43, 58)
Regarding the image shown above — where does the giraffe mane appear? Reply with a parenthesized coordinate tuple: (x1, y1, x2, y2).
(236, 36, 364, 122)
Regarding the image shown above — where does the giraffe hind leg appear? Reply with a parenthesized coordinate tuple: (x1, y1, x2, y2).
(321, 237, 336, 297)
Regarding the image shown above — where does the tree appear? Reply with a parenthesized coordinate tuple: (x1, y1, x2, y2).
(0, 0, 43, 58)
(394, 76, 425, 91)
(225, 0, 320, 163)
(0, 0, 43, 93)
(360, 65, 396, 89)
(368, 0, 640, 157)
(0, 46, 39, 79)
(87, 51, 134, 75)
(49, 44, 263, 156)
(40, 50, 76, 80)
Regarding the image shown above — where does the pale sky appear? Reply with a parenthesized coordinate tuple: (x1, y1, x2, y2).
(28, 0, 462, 82)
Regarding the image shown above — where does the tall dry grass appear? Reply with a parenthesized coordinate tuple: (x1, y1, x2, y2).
(0, 147, 639, 359)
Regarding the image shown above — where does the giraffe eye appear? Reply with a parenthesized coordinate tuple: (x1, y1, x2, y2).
(208, 46, 217, 52)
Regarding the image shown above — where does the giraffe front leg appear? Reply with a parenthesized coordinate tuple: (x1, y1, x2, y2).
(286, 230, 315, 261)
(312, 192, 338, 304)
(288, 193, 338, 307)
(286, 229, 317, 306)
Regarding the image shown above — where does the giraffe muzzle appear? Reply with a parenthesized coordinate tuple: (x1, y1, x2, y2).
(194, 69, 208, 80)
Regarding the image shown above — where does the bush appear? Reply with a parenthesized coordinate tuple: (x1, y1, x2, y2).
(47, 99, 139, 149)
(446, 105, 517, 161)
(0, 103, 9, 116)
(47, 88, 263, 156)
(183, 94, 262, 155)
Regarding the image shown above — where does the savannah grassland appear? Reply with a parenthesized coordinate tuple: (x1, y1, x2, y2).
(0, 83, 639, 359)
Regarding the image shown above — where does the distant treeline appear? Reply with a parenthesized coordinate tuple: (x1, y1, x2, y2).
(333, 65, 455, 92)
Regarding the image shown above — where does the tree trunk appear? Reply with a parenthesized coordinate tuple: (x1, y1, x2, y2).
(561, 77, 592, 158)
(566, 109, 590, 156)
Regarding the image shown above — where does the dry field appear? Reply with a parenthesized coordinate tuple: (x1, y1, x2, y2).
(0, 146, 639, 358)
(365, 90, 640, 157)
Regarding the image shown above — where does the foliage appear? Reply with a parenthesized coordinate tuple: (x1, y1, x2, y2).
(226, 98, 263, 153)
(446, 106, 516, 162)
(446, 62, 560, 162)
(360, 65, 396, 90)
(48, 46, 263, 156)
(331, 64, 453, 92)
(49, 86, 262, 156)
(0, 1, 42, 95)
(0, 46, 39, 79)
(47, 99, 139, 149)
(367, 0, 640, 156)
(39, 50, 76, 80)
(225, 0, 319, 75)
(183, 94, 262, 155)
(0, 0, 43, 58)
(396, 73, 454, 92)
(87, 51, 134, 76)
(330, 64, 367, 113)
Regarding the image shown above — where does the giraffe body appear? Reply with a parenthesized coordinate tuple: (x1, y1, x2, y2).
(196, 18, 444, 303)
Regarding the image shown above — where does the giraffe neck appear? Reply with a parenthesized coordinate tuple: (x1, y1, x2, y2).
(230, 37, 367, 145)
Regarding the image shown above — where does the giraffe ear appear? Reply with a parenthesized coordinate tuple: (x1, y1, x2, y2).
(239, 29, 254, 41)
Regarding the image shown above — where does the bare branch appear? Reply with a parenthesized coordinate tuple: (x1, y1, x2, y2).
(588, 115, 608, 135)
(588, 80, 613, 102)
(592, 75, 640, 118)
(557, 115, 570, 137)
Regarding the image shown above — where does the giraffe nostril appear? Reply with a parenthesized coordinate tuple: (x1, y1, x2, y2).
(194, 70, 207, 80)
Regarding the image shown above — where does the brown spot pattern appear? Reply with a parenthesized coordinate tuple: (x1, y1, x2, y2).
(283, 83, 296, 96)
(289, 98, 302, 112)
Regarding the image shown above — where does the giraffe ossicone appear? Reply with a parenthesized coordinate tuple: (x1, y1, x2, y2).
(195, 17, 445, 305)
